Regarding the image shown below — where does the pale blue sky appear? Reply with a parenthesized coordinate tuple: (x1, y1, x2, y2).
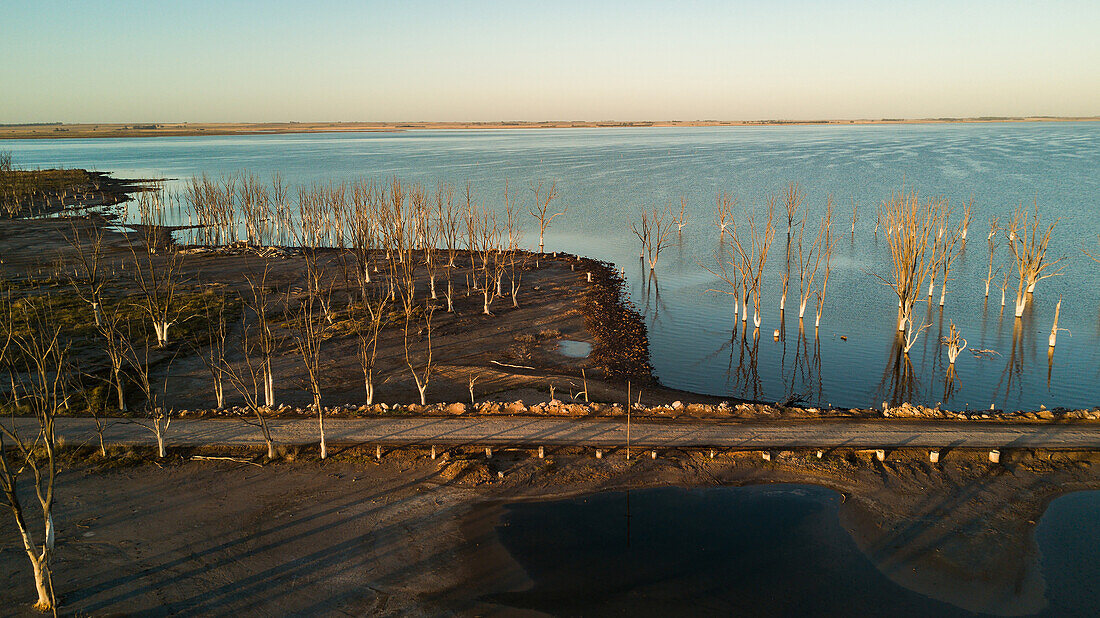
(2, 0, 1097, 122)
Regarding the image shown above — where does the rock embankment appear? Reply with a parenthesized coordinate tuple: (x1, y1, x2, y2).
(174, 400, 1100, 422)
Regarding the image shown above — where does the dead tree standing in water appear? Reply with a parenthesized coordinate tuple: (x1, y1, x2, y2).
(728, 198, 776, 329)
(529, 181, 563, 254)
(780, 182, 804, 313)
(631, 205, 675, 273)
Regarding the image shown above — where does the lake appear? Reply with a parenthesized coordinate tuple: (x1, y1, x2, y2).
(5, 122, 1100, 409)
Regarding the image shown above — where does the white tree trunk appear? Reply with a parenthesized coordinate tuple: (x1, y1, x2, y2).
(365, 370, 374, 405)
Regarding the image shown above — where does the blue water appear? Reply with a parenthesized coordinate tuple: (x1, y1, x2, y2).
(5, 123, 1100, 409)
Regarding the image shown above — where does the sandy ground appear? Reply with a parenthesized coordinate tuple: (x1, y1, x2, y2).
(0, 446, 1095, 615)
(2, 117, 1097, 140)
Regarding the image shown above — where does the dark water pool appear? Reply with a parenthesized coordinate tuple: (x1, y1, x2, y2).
(487, 485, 1100, 616)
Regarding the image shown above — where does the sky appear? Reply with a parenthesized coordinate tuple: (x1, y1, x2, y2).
(1, 0, 1098, 123)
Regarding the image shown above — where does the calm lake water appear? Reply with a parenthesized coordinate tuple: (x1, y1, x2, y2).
(6, 123, 1100, 409)
(489, 486, 1100, 616)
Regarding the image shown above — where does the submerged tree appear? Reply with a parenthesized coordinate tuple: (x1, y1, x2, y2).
(1006, 203, 1064, 318)
(780, 182, 804, 313)
(529, 181, 563, 253)
(875, 188, 948, 347)
(631, 205, 675, 273)
(728, 198, 776, 329)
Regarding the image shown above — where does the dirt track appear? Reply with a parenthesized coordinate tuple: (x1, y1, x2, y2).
(12, 416, 1100, 449)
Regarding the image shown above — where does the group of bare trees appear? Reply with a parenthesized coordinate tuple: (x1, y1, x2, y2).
(875, 188, 1066, 365)
(697, 183, 835, 334)
(1, 173, 567, 610)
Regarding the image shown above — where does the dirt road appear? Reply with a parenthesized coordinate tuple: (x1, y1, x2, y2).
(13, 416, 1100, 450)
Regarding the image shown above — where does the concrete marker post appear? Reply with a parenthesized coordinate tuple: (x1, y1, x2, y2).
(376, 445, 382, 460)
(876, 449, 886, 462)
(930, 450, 940, 463)
(431, 445, 437, 460)
(989, 450, 1001, 464)
(595, 448, 603, 459)
(538, 446, 544, 459)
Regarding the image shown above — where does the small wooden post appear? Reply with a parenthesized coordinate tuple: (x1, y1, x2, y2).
(376, 445, 382, 460)
(485, 446, 493, 459)
(626, 381, 631, 460)
(430, 445, 437, 460)
(651, 450, 657, 459)
(538, 446, 545, 458)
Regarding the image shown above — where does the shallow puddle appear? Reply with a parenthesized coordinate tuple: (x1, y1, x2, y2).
(557, 340, 592, 358)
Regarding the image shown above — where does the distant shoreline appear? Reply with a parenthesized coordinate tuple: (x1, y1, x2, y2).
(1, 116, 1097, 140)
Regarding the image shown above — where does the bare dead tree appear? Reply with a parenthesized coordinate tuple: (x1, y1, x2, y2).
(348, 180, 378, 301)
(502, 189, 527, 307)
(529, 181, 563, 253)
(436, 182, 460, 311)
(196, 299, 228, 409)
(404, 304, 435, 406)
(728, 198, 776, 329)
(290, 280, 330, 459)
(780, 182, 804, 313)
(123, 332, 174, 458)
(942, 322, 968, 365)
(0, 295, 66, 612)
(795, 197, 831, 320)
(63, 219, 107, 327)
(715, 191, 736, 238)
(937, 217, 965, 307)
(631, 205, 675, 272)
(874, 188, 948, 349)
(93, 302, 130, 413)
(128, 191, 186, 347)
(1006, 203, 1064, 317)
(221, 303, 278, 460)
(984, 217, 1000, 298)
(356, 293, 389, 405)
